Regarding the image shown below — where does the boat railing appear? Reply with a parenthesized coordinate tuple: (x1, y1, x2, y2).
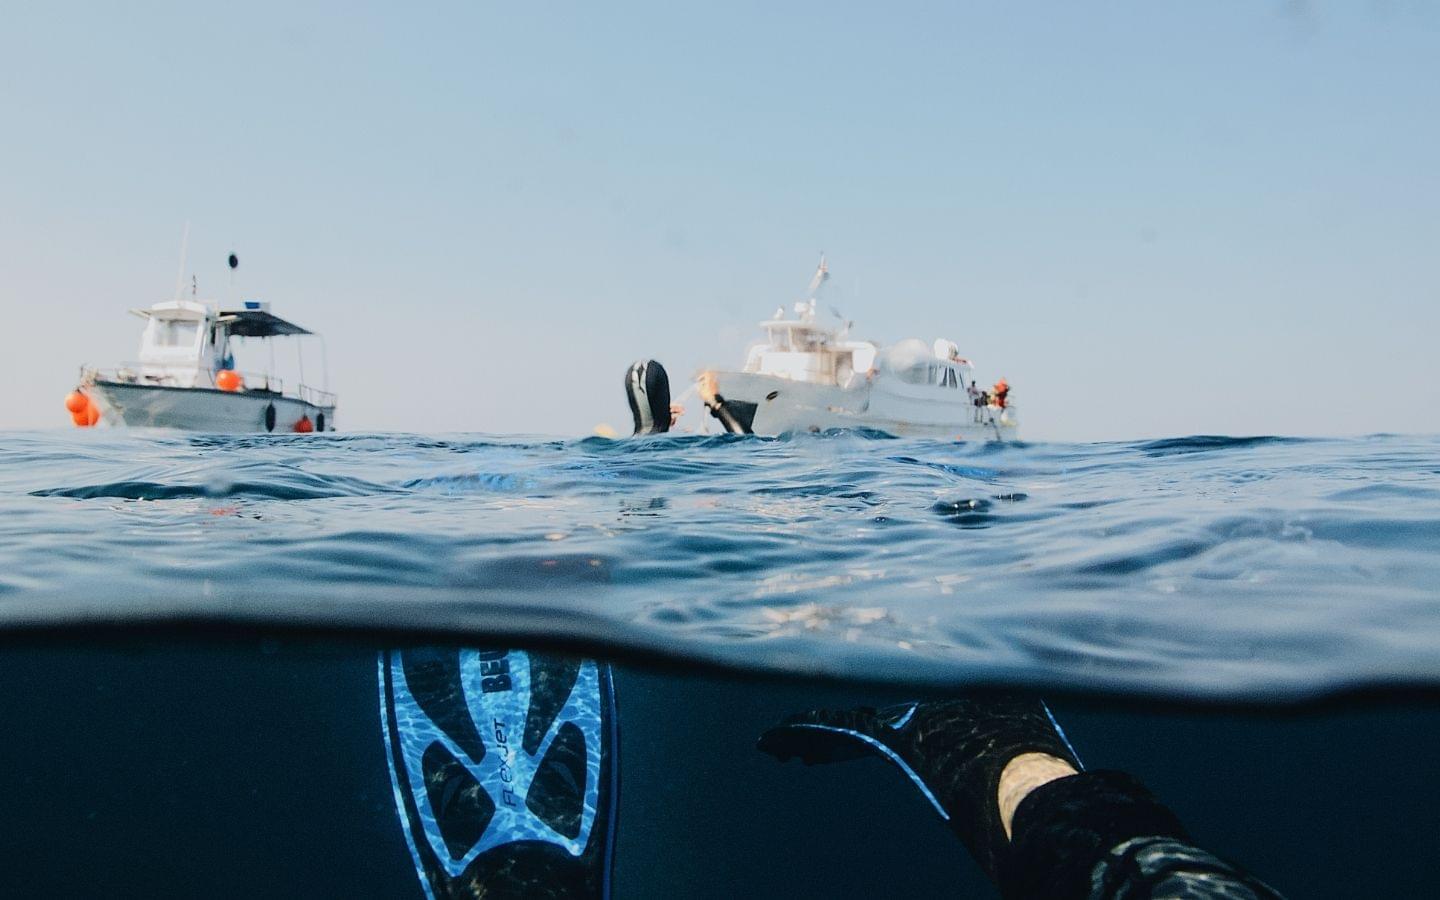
(224, 370, 286, 394)
(85, 364, 287, 396)
(298, 383, 338, 408)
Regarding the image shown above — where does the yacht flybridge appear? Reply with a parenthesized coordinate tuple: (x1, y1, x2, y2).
(68, 274, 336, 433)
(701, 260, 1018, 440)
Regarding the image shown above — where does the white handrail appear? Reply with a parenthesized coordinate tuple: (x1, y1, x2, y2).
(84, 364, 338, 409)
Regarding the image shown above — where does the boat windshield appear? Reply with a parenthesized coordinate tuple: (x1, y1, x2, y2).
(153, 319, 200, 348)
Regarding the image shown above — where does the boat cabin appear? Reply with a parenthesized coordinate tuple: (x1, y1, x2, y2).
(872, 338, 975, 392)
(743, 301, 877, 387)
(126, 299, 312, 391)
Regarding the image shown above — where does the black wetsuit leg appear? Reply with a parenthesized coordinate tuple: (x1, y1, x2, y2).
(1003, 771, 1284, 900)
(706, 394, 755, 435)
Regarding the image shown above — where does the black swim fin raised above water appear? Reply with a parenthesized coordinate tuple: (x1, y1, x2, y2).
(625, 360, 672, 435)
(380, 649, 618, 899)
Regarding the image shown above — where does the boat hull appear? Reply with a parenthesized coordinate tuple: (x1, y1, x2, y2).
(709, 371, 1016, 440)
(89, 380, 335, 433)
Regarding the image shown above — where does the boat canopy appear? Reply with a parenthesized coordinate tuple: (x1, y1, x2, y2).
(217, 308, 312, 337)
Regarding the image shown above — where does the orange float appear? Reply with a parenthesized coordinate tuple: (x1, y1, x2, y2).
(64, 390, 89, 414)
(215, 369, 243, 392)
(293, 415, 314, 433)
(71, 400, 100, 427)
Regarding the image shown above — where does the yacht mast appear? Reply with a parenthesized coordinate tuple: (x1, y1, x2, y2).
(171, 222, 191, 302)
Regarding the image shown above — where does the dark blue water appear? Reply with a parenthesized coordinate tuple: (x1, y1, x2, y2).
(3, 430, 1438, 701)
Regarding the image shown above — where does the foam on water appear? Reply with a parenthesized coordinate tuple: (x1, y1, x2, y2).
(2, 430, 1437, 701)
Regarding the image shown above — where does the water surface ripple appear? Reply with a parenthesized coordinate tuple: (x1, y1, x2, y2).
(3, 430, 1437, 700)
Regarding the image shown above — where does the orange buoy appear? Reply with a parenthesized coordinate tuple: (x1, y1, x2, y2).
(216, 369, 243, 392)
(294, 415, 314, 434)
(71, 400, 100, 427)
(64, 390, 89, 414)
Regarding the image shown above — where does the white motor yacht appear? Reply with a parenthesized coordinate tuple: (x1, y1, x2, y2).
(702, 261, 1017, 440)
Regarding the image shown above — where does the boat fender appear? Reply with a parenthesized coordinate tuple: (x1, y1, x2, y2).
(765, 390, 779, 401)
(264, 403, 276, 433)
(65, 390, 100, 427)
(294, 415, 314, 434)
(624, 359, 671, 435)
(316, 412, 326, 432)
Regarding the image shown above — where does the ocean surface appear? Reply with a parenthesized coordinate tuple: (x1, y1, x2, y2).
(1, 429, 1438, 897)
(2, 429, 1437, 701)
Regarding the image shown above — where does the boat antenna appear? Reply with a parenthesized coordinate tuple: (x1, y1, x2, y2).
(172, 221, 191, 302)
(806, 252, 829, 299)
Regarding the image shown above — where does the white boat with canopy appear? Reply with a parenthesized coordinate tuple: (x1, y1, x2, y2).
(701, 259, 1017, 440)
(68, 256, 336, 433)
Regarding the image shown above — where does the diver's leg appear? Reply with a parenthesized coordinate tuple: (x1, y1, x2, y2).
(707, 397, 755, 435)
(697, 371, 755, 434)
(1003, 767, 1283, 899)
(760, 697, 1283, 899)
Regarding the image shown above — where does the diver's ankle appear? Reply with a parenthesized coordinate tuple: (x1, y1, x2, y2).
(998, 752, 1079, 839)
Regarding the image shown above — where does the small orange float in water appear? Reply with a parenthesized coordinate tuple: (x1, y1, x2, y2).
(215, 369, 243, 392)
(293, 415, 314, 433)
(64, 390, 89, 414)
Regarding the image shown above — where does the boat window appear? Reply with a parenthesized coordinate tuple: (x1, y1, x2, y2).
(153, 319, 200, 348)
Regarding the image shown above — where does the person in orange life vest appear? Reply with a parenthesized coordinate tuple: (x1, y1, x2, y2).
(992, 378, 1010, 410)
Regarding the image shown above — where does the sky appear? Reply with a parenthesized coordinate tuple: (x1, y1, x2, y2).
(2, 1, 1436, 441)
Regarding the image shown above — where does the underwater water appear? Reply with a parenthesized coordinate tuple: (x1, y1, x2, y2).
(1, 430, 1437, 897)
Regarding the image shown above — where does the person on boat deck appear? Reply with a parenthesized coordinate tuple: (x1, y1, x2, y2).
(760, 694, 1283, 899)
(624, 360, 753, 435)
(992, 378, 1010, 409)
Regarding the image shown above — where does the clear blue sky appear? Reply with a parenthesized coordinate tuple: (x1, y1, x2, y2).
(3, 2, 1436, 439)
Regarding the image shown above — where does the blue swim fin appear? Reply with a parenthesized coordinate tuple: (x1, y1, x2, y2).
(379, 649, 618, 898)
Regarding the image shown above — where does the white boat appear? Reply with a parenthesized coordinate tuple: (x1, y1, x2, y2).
(702, 261, 1018, 440)
(72, 289, 336, 433)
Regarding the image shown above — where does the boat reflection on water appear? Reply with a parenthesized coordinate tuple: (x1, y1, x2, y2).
(0, 636, 1433, 898)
